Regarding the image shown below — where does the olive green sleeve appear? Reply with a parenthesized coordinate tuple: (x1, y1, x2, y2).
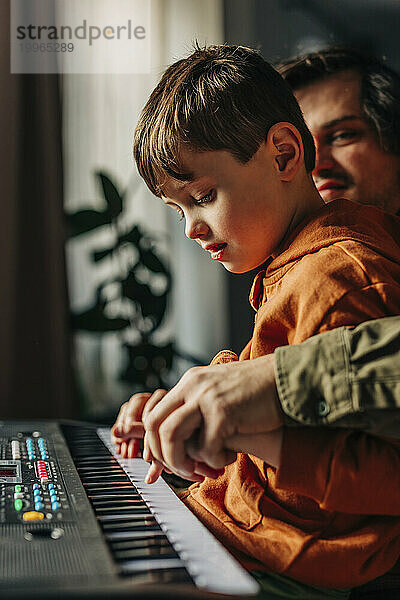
(274, 316, 400, 438)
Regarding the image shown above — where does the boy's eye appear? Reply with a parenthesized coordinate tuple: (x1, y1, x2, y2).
(194, 190, 215, 205)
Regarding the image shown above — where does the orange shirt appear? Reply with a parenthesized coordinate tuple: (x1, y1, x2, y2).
(181, 199, 400, 588)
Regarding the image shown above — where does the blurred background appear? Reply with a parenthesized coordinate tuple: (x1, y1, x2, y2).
(2, 0, 400, 423)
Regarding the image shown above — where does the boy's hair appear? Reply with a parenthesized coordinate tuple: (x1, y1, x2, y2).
(277, 46, 400, 156)
(134, 44, 315, 196)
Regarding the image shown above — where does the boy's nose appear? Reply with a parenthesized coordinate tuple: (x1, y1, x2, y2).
(185, 215, 209, 240)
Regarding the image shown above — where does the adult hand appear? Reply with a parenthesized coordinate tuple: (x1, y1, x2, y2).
(142, 353, 284, 481)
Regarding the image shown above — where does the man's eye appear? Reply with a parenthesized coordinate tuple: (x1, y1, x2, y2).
(330, 130, 358, 145)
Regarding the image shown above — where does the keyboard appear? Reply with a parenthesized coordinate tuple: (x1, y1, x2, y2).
(0, 421, 259, 599)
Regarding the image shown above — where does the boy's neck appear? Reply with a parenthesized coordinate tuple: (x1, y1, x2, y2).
(272, 177, 324, 259)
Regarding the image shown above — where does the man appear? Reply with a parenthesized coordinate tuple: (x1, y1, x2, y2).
(112, 48, 400, 482)
(278, 46, 400, 214)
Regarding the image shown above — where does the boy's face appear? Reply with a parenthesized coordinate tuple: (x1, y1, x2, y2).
(161, 145, 298, 273)
(295, 70, 400, 214)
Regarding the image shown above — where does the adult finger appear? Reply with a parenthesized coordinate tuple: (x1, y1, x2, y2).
(144, 460, 164, 484)
(142, 389, 178, 466)
(156, 403, 203, 477)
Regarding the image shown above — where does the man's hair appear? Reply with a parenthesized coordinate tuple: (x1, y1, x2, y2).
(134, 44, 315, 196)
(277, 46, 400, 156)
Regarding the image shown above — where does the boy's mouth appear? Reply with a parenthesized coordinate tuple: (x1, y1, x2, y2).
(204, 243, 227, 260)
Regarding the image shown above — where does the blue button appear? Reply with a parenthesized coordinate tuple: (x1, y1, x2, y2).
(51, 502, 60, 511)
(33, 490, 41, 497)
(50, 495, 58, 503)
(48, 484, 55, 490)
(35, 502, 44, 511)
(33, 484, 39, 490)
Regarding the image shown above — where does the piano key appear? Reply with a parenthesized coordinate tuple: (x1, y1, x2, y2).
(113, 545, 178, 561)
(82, 483, 137, 490)
(77, 466, 123, 473)
(97, 428, 260, 596)
(97, 513, 154, 522)
(94, 506, 151, 515)
(91, 499, 146, 508)
(104, 529, 167, 542)
(110, 537, 171, 551)
(81, 474, 131, 481)
(120, 567, 193, 584)
(102, 522, 161, 532)
(72, 456, 117, 464)
(119, 558, 184, 574)
(87, 493, 141, 500)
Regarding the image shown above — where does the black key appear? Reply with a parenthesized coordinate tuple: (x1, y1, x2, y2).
(82, 483, 136, 490)
(102, 521, 160, 532)
(74, 457, 117, 464)
(77, 466, 123, 473)
(114, 546, 179, 561)
(94, 506, 150, 515)
(105, 530, 166, 541)
(97, 513, 153, 522)
(110, 538, 171, 551)
(87, 493, 141, 500)
(81, 474, 131, 481)
(120, 557, 183, 574)
(91, 499, 146, 507)
(120, 567, 192, 584)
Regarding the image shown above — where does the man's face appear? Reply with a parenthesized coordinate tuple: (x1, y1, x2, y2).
(161, 146, 297, 274)
(295, 70, 400, 214)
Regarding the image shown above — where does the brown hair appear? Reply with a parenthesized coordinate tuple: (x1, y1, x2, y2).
(134, 44, 315, 196)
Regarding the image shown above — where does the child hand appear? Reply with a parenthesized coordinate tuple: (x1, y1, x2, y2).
(111, 391, 167, 483)
(111, 391, 154, 458)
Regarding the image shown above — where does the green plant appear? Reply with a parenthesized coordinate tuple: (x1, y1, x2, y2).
(67, 171, 199, 390)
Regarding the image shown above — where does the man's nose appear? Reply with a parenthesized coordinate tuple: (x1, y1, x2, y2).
(312, 140, 335, 178)
(185, 214, 209, 240)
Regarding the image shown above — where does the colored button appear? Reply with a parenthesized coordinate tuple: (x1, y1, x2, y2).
(48, 484, 54, 490)
(14, 485, 22, 493)
(23, 511, 44, 521)
(50, 495, 58, 503)
(14, 492, 24, 500)
(33, 483, 39, 490)
(14, 499, 23, 511)
(34, 502, 44, 511)
(51, 502, 60, 511)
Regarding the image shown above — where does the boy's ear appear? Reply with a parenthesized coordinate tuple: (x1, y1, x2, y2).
(267, 122, 304, 181)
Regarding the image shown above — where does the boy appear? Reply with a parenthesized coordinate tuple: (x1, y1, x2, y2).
(112, 45, 400, 598)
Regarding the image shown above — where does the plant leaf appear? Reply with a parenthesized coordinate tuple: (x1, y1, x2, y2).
(120, 341, 175, 388)
(92, 246, 114, 262)
(119, 225, 142, 247)
(140, 248, 170, 275)
(66, 209, 112, 237)
(71, 300, 129, 332)
(97, 172, 123, 219)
